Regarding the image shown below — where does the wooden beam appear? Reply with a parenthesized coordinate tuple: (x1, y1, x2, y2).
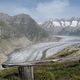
(2, 59, 59, 67)
(18, 66, 34, 80)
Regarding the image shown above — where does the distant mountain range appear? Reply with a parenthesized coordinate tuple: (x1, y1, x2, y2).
(0, 13, 49, 41)
(41, 18, 80, 35)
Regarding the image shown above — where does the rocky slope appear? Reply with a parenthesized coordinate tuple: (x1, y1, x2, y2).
(0, 13, 49, 41)
(0, 37, 32, 64)
(41, 17, 80, 35)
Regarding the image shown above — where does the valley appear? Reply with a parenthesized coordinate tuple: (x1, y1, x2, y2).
(0, 13, 80, 80)
(4, 35, 80, 64)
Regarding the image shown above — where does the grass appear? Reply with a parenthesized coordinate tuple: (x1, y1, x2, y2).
(0, 67, 18, 78)
(34, 60, 80, 80)
(0, 61, 80, 80)
(48, 46, 79, 59)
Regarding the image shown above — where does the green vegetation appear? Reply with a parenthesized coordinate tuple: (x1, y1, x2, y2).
(0, 21, 15, 39)
(34, 60, 80, 80)
(0, 21, 6, 26)
(0, 61, 80, 80)
(0, 67, 18, 78)
(56, 48, 79, 57)
(48, 45, 80, 59)
(0, 67, 20, 80)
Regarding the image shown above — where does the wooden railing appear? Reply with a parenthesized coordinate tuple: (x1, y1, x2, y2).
(2, 59, 59, 80)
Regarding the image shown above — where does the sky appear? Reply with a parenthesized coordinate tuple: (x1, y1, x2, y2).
(0, 0, 80, 23)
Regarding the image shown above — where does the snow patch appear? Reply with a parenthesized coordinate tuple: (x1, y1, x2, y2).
(53, 21, 60, 27)
(71, 21, 78, 27)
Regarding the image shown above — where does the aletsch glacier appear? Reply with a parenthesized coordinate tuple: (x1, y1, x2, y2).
(6, 35, 80, 64)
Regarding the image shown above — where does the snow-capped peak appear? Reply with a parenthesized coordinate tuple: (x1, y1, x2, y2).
(43, 17, 80, 28)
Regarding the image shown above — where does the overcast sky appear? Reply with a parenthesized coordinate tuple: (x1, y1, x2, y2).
(0, 0, 80, 23)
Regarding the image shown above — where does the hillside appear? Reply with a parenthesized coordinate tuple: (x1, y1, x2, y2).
(48, 43, 80, 62)
(0, 37, 31, 64)
(0, 13, 49, 41)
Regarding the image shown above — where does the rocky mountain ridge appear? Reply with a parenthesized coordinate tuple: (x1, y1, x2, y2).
(0, 13, 49, 41)
(42, 17, 80, 35)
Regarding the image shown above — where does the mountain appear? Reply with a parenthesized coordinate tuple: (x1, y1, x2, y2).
(41, 17, 80, 36)
(0, 13, 49, 41)
(0, 13, 49, 63)
(0, 13, 11, 22)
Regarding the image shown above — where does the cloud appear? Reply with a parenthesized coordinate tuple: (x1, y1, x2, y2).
(36, 0, 69, 14)
(0, 6, 28, 15)
(35, 0, 69, 22)
(25, 0, 70, 22)
(0, 0, 74, 23)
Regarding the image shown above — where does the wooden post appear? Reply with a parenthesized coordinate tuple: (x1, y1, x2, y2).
(18, 65, 34, 80)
